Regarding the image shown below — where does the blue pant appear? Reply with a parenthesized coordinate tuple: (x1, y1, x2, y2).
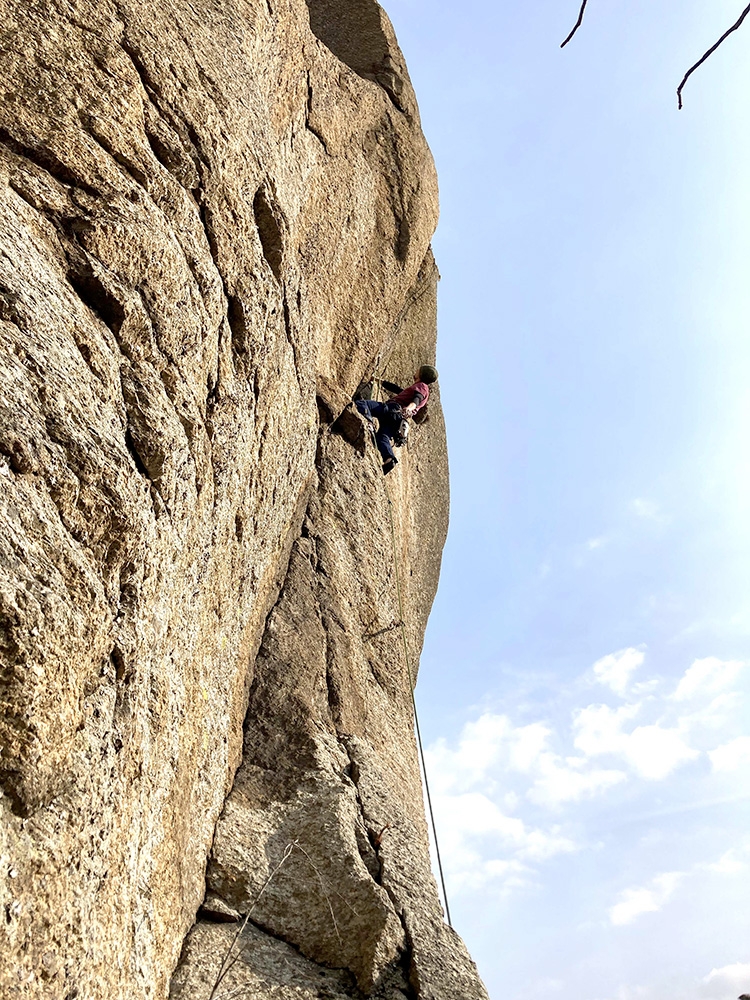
(356, 399, 399, 463)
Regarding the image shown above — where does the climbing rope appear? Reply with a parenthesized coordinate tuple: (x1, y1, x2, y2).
(384, 482, 453, 929)
(365, 374, 452, 924)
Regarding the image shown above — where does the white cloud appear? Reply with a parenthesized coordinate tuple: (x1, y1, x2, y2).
(702, 962, 750, 990)
(518, 826, 577, 862)
(448, 856, 531, 896)
(686, 692, 743, 733)
(427, 713, 512, 793)
(483, 857, 529, 879)
(508, 722, 552, 773)
(430, 713, 627, 809)
(428, 711, 648, 902)
(426, 715, 583, 894)
(608, 844, 750, 921)
(631, 679, 659, 696)
(432, 787, 576, 892)
(425, 651, 748, 901)
(441, 792, 526, 840)
(593, 648, 645, 696)
(573, 704, 642, 756)
(529, 978, 565, 995)
(706, 847, 749, 875)
(573, 704, 699, 780)
(593, 970, 750, 1000)
(504, 790, 520, 811)
(609, 871, 684, 926)
(702, 961, 750, 984)
(673, 657, 745, 702)
(591, 987, 652, 1000)
(631, 498, 660, 519)
(709, 736, 750, 773)
(587, 535, 608, 550)
(527, 753, 626, 807)
(622, 725, 700, 780)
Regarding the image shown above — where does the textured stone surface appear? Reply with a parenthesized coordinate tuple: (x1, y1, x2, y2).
(0, 0, 488, 997)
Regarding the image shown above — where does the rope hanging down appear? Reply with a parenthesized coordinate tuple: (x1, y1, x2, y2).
(384, 484, 453, 928)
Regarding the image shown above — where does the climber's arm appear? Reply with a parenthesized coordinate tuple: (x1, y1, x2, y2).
(380, 379, 403, 395)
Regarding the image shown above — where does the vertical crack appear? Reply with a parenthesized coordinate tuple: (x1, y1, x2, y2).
(339, 736, 420, 1000)
(253, 187, 283, 282)
(305, 72, 329, 153)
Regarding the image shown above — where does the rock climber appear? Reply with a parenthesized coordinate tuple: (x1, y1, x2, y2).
(355, 364, 438, 475)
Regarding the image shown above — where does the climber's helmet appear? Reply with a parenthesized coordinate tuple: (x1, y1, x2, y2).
(418, 364, 439, 384)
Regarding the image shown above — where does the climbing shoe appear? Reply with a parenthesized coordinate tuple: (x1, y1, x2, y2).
(383, 457, 397, 475)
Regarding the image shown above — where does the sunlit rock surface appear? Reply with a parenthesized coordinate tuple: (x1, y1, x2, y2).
(0, 0, 488, 997)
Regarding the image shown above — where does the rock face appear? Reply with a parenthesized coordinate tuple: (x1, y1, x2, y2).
(0, 1, 489, 998)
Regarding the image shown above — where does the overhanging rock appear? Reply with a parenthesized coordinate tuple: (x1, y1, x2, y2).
(0, 0, 488, 997)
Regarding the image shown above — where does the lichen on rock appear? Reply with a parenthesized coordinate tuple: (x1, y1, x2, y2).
(0, 0, 488, 997)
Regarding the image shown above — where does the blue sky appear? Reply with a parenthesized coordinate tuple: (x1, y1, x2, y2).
(383, 1, 750, 997)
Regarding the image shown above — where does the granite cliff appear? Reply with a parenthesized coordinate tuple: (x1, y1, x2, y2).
(0, 1, 489, 997)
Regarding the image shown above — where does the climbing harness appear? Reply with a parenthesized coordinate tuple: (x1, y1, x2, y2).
(384, 482, 453, 929)
(367, 379, 409, 448)
(381, 400, 408, 445)
(392, 411, 409, 448)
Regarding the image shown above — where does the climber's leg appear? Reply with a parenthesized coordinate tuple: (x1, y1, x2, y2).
(355, 399, 382, 422)
(355, 399, 397, 472)
(375, 427, 396, 465)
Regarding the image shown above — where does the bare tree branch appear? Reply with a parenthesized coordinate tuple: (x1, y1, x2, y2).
(207, 842, 296, 1000)
(561, 0, 589, 48)
(677, 2, 750, 108)
(560, 2, 750, 111)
